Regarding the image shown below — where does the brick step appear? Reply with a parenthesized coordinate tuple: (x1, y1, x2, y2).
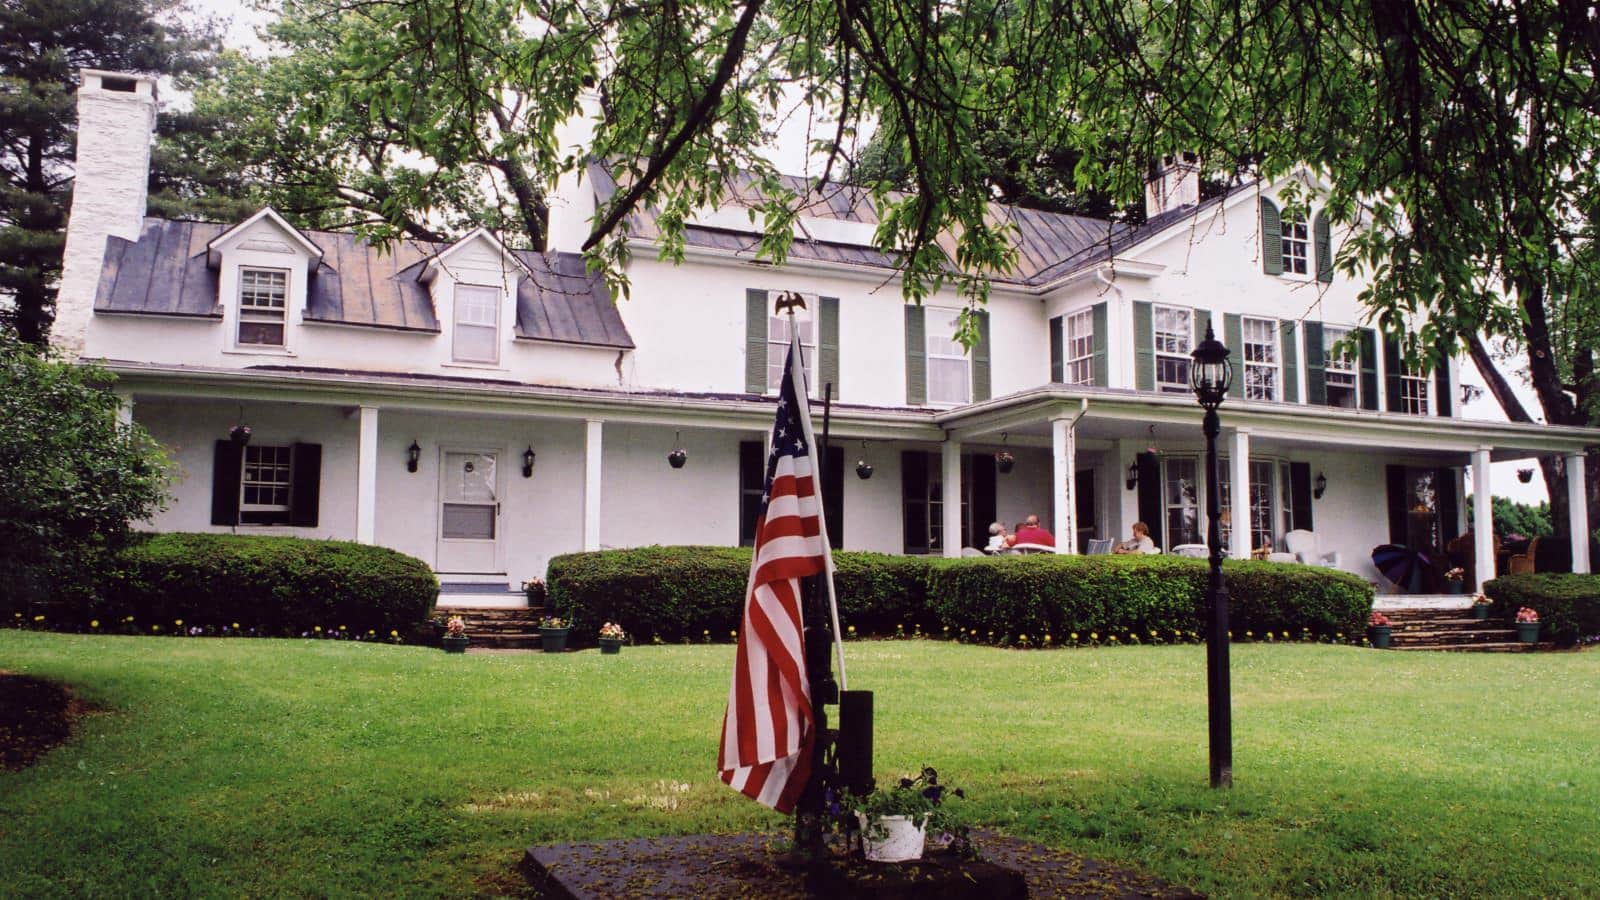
(467, 634, 546, 650)
(442, 607, 539, 619)
(1392, 641, 1550, 653)
(1383, 608, 1482, 621)
(1389, 631, 1518, 646)
(1390, 616, 1506, 628)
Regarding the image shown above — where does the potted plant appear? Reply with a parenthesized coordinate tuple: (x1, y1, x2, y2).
(1471, 593, 1492, 621)
(839, 767, 969, 863)
(1443, 567, 1466, 595)
(598, 622, 626, 655)
(441, 615, 469, 653)
(540, 615, 570, 653)
(522, 577, 547, 607)
(1515, 607, 1541, 643)
(1368, 611, 1393, 649)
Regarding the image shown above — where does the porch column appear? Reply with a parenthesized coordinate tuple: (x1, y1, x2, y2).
(1228, 429, 1251, 559)
(1472, 447, 1494, 591)
(1051, 416, 1075, 554)
(583, 419, 603, 552)
(355, 406, 378, 544)
(942, 438, 963, 558)
(1567, 453, 1591, 574)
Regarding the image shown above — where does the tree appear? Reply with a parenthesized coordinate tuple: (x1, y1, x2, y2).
(0, 333, 170, 613)
(0, 0, 219, 344)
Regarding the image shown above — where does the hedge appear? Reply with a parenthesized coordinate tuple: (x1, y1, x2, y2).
(1482, 574, 1600, 646)
(546, 546, 1373, 645)
(92, 533, 439, 636)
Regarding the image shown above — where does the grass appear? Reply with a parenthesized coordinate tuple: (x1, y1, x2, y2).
(1, 633, 1597, 898)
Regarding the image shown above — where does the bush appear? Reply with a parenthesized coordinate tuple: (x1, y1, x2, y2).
(1482, 574, 1600, 646)
(98, 533, 438, 636)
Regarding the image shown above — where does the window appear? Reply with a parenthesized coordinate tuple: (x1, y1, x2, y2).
(768, 303, 816, 394)
(1281, 214, 1309, 274)
(902, 451, 983, 554)
(1279, 461, 1296, 539)
(237, 268, 287, 346)
(1065, 309, 1094, 385)
(452, 285, 501, 364)
(1154, 305, 1194, 393)
(1323, 325, 1359, 408)
(1401, 369, 1431, 415)
(1247, 459, 1275, 553)
(926, 307, 970, 404)
(1242, 317, 1280, 401)
(1163, 456, 1201, 549)
(241, 445, 292, 512)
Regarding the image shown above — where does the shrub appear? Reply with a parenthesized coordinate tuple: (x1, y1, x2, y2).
(1482, 574, 1600, 646)
(100, 533, 438, 636)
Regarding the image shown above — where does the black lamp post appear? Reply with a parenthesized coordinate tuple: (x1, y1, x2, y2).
(1190, 323, 1234, 789)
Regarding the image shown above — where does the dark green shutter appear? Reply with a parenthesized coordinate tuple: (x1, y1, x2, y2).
(1386, 465, 1408, 545)
(1436, 466, 1460, 542)
(288, 443, 321, 527)
(211, 440, 242, 526)
(1133, 301, 1155, 391)
(824, 445, 845, 550)
(745, 289, 768, 393)
(1384, 335, 1404, 412)
(1359, 328, 1380, 410)
(1195, 308, 1213, 345)
(901, 450, 929, 553)
(1304, 322, 1327, 406)
(1224, 313, 1244, 399)
(1261, 198, 1283, 275)
(1049, 315, 1064, 382)
(1136, 452, 1163, 547)
(904, 305, 926, 405)
(1314, 210, 1333, 283)
(1091, 302, 1109, 386)
(738, 441, 762, 546)
(971, 309, 991, 401)
(1280, 320, 1299, 403)
(1434, 357, 1452, 417)
(818, 296, 840, 400)
(1290, 462, 1314, 531)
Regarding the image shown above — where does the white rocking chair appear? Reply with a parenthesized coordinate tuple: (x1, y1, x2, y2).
(1283, 529, 1341, 567)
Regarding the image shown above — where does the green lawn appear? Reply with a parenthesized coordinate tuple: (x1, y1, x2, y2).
(1, 633, 1596, 898)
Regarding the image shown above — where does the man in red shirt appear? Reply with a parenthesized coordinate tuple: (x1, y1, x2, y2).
(1012, 514, 1055, 548)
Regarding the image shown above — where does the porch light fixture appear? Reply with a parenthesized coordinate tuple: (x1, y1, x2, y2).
(855, 441, 874, 480)
(1314, 472, 1327, 499)
(406, 440, 421, 473)
(522, 445, 536, 478)
(1189, 322, 1234, 790)
(1125, 462, 1139, 491)
(229, 424, 252, 447)
(995, 433, 1015, 474)
(668, 431, 688, 469)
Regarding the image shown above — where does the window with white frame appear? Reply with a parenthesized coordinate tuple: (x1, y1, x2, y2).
(1065, 309, 1094, 385)
(1242, 317, 1280, 401)
(767, 301, 816, 393)
(926, 306, 971, 405)
(1401, 369, 1431, 415)
(1323, 325, 1359, 408)
(452, 284, 501, 364)
(1163, 456, 1201, 549)
(1247, 459, 1275, 552)
(1281, 214, 1309, 274)
(1154, 305, 1194, 393)
(241, 445, 292, 511)
(237, 268, 288, 346)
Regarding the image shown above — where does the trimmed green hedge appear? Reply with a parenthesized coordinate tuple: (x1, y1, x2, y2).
(546, 546, 1373, 645)
(1483, 574, 1600, 646)
(96, 533, 439, 636)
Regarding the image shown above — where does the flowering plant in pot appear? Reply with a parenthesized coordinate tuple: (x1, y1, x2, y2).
(1444, 567, 1466, 594)
(1368, 611, 1393, 649)
(441, 615, 469, 653)
(1471, 592, 1492, 620)
(1515, 607, 1541, 643)
(539, 615, 570, 653)
(598, 622, 626, 655)
(836, 767, 971, 863)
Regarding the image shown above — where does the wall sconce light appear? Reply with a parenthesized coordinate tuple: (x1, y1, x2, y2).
(855, 441, 873, 479)
(994, 433, 1014, 474)
(1314, 472, 1327, 499)
(406, 441, 421, 473)
(668, 431, 688, 469)
(522, 445, 536, 478)
(229, 424, 252, 447)
(1125, 462, 1140, 491)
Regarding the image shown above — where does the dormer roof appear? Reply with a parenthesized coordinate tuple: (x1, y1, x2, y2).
(205, 207, 324, 269)
(418, 227, 533, 285)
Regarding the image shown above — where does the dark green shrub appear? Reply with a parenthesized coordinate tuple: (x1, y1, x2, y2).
(1482, 574, 1600, 646)
(101, 533, 438, 635)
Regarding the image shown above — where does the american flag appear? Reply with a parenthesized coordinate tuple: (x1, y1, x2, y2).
(717, 331, 828, 813)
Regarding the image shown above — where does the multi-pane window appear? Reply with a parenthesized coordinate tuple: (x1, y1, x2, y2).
(1242, 317, 1280, 401)
(926, 307, 971, 405)
(237, 268, 287, 346)
(452, 285, 501, 363)
(1401, 370, 1431, 415)
(1154, 305, 1194, 393)
(1281, 215, 1309, 274)
(1323, 325, 1359, 408)
(241, 445, 292, 511)
(1065, 309, 1094, 385)
(768, 302, 816, 394)
(1163, 456, 1201, 549)
(1248, 459, 1275, 553)
(1279, 461, 1296, 537)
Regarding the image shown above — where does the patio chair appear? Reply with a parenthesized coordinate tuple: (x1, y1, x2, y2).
(1087, 538, 1115, 555)
(1508, 536, 1540, 575)
(960, 547, 986, 557)
(1010, 543, 1056, 555)
(1171, 543, 1209, 559)
(1283, 529, 1341, 567)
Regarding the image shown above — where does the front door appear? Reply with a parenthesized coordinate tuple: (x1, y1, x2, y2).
(1075, 469, 1096, 553)
(437, 449, 502, 574)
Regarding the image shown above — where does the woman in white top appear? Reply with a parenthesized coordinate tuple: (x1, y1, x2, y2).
(1113, 521, 1158, 554)
(985, 521, 1009, 553)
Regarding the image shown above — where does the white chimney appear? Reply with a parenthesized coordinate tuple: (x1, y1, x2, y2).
(53, 69, 159, 357)
(545, 88, 602, 254)
(1144, 153, 1201, 220)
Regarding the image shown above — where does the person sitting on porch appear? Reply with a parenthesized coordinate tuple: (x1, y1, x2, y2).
(1013, 515, 1055, 548)
(985, 522, 1009, 553)
(1114, 521, 1158, 555)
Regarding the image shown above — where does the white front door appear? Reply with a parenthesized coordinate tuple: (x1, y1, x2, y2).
(437, 449, 502, 574)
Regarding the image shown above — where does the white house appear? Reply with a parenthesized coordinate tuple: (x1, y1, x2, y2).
(53, 69, 1596, 604)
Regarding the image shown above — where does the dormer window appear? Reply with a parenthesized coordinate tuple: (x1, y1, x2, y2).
(238, 268, 288, 346)
(452, 285, 501, 364)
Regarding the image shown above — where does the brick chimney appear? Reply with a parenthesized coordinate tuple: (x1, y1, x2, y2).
(1144, 153, 1201, 220)
(52, 69, 159, 357)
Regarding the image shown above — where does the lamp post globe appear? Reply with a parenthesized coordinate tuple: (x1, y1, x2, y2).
(1190, 322, 1234, 789)
(1190, 325, 1233, 409)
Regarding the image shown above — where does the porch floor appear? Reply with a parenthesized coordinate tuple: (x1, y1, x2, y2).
(1372, 594, 1473, 611)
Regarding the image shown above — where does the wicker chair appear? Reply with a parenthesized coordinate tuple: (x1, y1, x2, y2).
(1507, 536, 1540, 575)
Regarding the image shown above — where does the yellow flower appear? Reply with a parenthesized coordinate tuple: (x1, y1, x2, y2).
(1089, 632, 1098, 640)
(1019, 633, 1028, 641)
(1070, 632, 1078, 640)
(1044, 634, 1052, 643)
(233, 623, 241, 630)
(175, 619, 183, 626)
(339, 625, 347, 631)
(314, 626, 322, 632)
(848, 625, 856, 633)
(390, 630, 398, 637)
(90, 620, 99, 628)
(152, 624, 160, 632)
(33, 615, 44, 622)
(729, 631, 737, 640)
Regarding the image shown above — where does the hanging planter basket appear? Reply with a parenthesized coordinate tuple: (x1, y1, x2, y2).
(994, 451, 1015, 475)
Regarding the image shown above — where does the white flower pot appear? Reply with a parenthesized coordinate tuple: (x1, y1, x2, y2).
(856, 813, 927, 863)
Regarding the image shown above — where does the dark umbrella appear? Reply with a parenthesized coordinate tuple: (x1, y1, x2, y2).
(1372, 544, 1432, 593)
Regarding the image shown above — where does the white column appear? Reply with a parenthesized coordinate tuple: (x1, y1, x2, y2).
(942, 438, 963, 558)
(114, 390, 134, 427)
(1472, 448, 1494, 592)
(1567, 453, 1590, 574)
(355, 406, 378, 544)
(1228, 429, 1251, 559)
(1051, 417, 1075, 554)
(583, 419, 603, 552)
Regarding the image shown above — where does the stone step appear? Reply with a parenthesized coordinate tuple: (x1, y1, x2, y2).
(468, 634, 546, 650)
(1389, 630, 1518, 646)
(1392, 641, 1549, 653)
